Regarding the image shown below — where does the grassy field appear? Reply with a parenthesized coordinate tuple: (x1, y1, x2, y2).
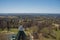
(0, 28, 60, 40)
(0, 28, 18, 34)
(56, 30, 60, 40)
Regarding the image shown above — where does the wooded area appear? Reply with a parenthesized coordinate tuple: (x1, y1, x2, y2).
(0, 15, 60, 40)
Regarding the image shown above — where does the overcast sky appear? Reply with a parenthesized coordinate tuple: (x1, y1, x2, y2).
(0, 0, 60, 13)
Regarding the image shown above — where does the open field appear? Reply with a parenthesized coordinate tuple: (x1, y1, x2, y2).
(0, 28, 60, 40)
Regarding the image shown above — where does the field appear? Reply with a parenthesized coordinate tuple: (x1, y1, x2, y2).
(0, 28, 60, 40)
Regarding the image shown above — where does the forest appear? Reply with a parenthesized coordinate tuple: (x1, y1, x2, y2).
(0, 14, 60, 40)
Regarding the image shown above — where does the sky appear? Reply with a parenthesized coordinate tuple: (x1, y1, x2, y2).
(0, 0, 60, 13)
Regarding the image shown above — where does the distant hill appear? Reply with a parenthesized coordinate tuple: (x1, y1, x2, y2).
(0, 13, 60, 18)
